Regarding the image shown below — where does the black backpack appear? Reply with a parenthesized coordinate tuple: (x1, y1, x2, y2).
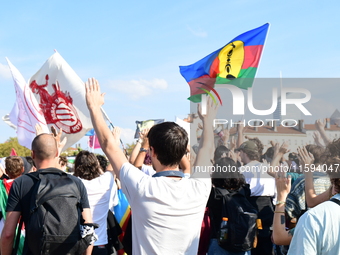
(25, 169, 90, 255)
(214, 185, 258, 252)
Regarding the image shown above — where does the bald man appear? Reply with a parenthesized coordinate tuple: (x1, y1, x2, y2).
(1, 134, 93, 255)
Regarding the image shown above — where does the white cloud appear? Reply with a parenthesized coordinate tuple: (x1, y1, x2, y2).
(107, 78, 168, 100)
(120, 127, 136, 145)
(0, 63, 11, 80)
(186, 25, 208, 38)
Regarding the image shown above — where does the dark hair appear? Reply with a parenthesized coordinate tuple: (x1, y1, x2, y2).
(25, 156, 36, 168)
(5, 156, 23, 179)
(212, 157, 246, 190)
(96, 155, 108, 171)
(331, 178, 340, 194)
(243, 137, 263, 161)
(263, 147, 274, 160)
(148, 122, 188, 166)
(59, 156, 68, 167)
(74, 150, 102, 180)
(304, 144, 325, 165)
(324, 138, 340, 161)
(324, 156, 340, 180)
(214, 145, 230, 162)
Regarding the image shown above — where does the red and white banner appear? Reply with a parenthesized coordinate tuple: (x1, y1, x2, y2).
(6, 58, 49, 149)
(28, 52, 93, 149)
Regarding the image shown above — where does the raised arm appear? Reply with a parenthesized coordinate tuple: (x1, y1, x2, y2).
(315, 119, 331, 146)
(298, 146, 331, 208)
(236, 122, 245, 148)
(194, 97, 219, 171)
(268, 142, 290, 177)
(272, 176, 292, 245)
(129, 140, 142, 164)
(133, 130, 150, 169)
(129, 129, 148, 164)
(217, 128, 229, 147)
(85, 78, 128, 177)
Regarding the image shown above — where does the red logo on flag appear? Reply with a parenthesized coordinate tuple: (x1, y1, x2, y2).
(29, 75, 82, 134)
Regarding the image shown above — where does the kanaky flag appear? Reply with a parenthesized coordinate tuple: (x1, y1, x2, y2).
(114, 189, 131, 255)
(180, 23, 269, 102)
(28, 52, 93, 150)
(5, 58, 49, 149)
(10, 148, 18, 156)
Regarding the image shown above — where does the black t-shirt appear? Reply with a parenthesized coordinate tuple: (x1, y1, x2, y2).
(6, 168, 90, 226)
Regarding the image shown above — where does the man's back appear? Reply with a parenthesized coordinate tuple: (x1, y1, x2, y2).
(120, 163, 211, 255)
(288, 194, 340, 254)
(6, 169, 90, 254)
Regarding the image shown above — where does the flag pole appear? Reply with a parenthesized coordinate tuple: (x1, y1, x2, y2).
(92, 133, 95, 153)
(100, 107, 128, 158)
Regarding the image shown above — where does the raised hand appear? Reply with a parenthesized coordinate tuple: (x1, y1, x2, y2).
(51, 126, 67, 156)
(297, 146, 315, 172)
(228, 150, 238, 163)
(112, 127, 121, 146)
(197, 96, 219, 124)
(313, 131, 325, 147)
(315, 119, 326, 132)
(35, 123, 44, 136)
(139, 128, 150, 149)
(85, 78, 105, 110)
(275, 175, 291, 200)
(220, 128, 230, 144)
(236, 120, 245, 134)
(229, 136, 236, 150)
(274, 142, 290, 157)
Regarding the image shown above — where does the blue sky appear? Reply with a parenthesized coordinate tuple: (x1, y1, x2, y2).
(0, 0, 340, 150)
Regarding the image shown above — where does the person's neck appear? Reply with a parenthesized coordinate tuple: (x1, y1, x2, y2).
(155, 165, 182, 178)
(35, 159, 59, 170)
(156, 165, 179, 172)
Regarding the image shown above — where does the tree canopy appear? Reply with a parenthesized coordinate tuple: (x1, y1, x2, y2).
(0, 137, 31, 157)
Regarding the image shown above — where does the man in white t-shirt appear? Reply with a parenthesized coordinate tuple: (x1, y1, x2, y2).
(85, 78, 218, 255)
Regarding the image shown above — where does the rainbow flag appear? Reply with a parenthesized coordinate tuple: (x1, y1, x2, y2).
(114, 189, 131, 255)
(180, 23, 269, 102)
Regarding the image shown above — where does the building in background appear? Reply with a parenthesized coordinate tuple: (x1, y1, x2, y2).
(273, 93, 303, 126)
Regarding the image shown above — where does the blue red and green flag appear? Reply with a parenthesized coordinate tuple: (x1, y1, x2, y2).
(179, 23, 269, 103)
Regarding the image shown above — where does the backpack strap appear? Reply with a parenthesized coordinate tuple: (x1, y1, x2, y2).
(214, 187, 231, 219)
(330, 198, 340, 206)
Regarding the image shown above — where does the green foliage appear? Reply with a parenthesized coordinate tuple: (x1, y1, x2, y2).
(124, 142, 136, 156)
(60, 147, 83, 157)
(0, 137, 31, 157)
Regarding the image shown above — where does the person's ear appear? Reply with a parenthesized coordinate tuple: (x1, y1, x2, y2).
(150, 147, 156, 157)
(31, 150, 35, 159)
(21, 167, 25, 174)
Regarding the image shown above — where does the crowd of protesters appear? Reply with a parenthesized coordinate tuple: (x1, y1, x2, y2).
(0, 78, 339, 255)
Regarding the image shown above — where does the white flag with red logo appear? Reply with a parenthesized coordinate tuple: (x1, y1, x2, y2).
(6, 58, 49, 149)
(28, 52, 93, 150)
